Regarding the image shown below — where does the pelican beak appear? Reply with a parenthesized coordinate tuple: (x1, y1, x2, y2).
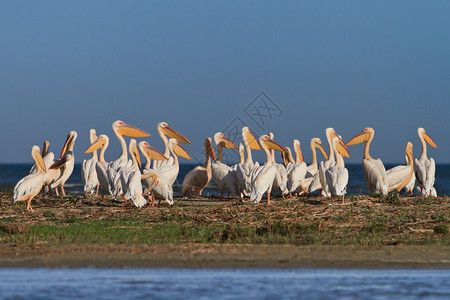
(59, 133, 72, 158)
(33, 148, 47, 173)
(50, 153, 71, 169)
(281, 151, 289, 166)
(142, 144, 168, 161)
(131, 143, 141, 169)
(295, 142, 304, 163)
(246, 130, 261, 150)
(219, 136, 238, 149)
(336, 139, 351, 158)
(423, 132, 437, 149)
(346, 130, 369, 146)
(205, 138, 217, 161)
(84, 138, 105, 153)
(174, 143, 191, 160)
(264, 138, 288, 153)
(117, 123, 151, 138)
(329, 130, 347, 149)
(142, 173, 159, 196)
(316, 143, 329, 160)
(161, 125, 191, 144)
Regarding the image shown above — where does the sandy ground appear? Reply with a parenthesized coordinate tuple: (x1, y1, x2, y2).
(0, 243, 449, 269)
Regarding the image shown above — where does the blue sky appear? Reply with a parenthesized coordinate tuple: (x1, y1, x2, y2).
(1, 1, 449, 164)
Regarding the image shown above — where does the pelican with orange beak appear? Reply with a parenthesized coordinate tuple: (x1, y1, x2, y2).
(84, 134, 110, 197)
(235, 127, 261, 197)
(81, 129, 99, 196)
(250, 135, 289, 205)
(310, 128, 345, 196)
(286, 139, 308, 195)
(414, 128, 438, 196)
(211, 132, 239, 198)
(182, 137, 216, 197)
(107, 120, 151, 198)
(346, 127, 388, 195)
(12, 146, 47, 212)
(152, 122, 191, 170)
(50, 131, 77, 197)
(325, 137, 351, 204)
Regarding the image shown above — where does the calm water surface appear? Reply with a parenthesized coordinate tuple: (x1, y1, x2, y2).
(1, 163, 450, 196)
(0, 268, 449, 299)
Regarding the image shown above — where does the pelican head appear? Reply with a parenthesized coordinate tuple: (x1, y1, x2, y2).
(205, 137, 217, 161)
(169, 138, 191, 160)
(60, 131, 77, 158)
(84, 135, 108, 153)
(113, 120, 151, 138)
(418, 127, 437, 149)
(332, 137, 351, 158)
(138, 141, 168, 161)
(311, 138, 328, 160)
(260, 135, 288, 153)
(32, 146, 47, 173)
(293, 139, 304, 162)
(50, 152, 73, 169)
(346, 127, 374, 146)
(129, 139, 142, 169)
(214, 132, 238, 149)
(158, 122, 191, 144)
(242, 126, 261, 150)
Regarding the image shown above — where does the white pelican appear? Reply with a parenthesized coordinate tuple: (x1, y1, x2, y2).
(286, 139, 308, 195)
(383, 142, 415, 194)
(117, 139, 143, 205)
(152, 122, 191, 170)
(29, 141, 51, 174)
(269, 132, 288, 196)
(154, 138, 191, 187)
(302, 138, 328, 194)
(53, 131, 77, 197)
(12, 146, 47, 212)
(250, 135, 288, 205)
(325, 137, 350, 204)
(84, 134, 110, 197)
(310, 128, 342, 196)
(211, 132, 239, 198)
(138, 141, 174, 206)
(119, 139, 167, 207)
(385, 151, 415, 196)
(107, 120, 151, 197)
(81, 129, 99, 196)
(414, 127, 437, 197)
(346, 127, 413, 196)
(182, 137, 216, 197)
(235, 127, 261, 197)
(346, 127, 388, 195)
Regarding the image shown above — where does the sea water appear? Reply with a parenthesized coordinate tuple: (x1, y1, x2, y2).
(1, 163, 450, 196)
(0, 268, 448, 299)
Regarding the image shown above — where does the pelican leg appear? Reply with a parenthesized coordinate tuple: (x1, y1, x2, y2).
(95, 184, 99, 197)
(122, 195, 128, 203)
(60, 185, 67, 197)
(267, 192, 271, 206)
(331, 192, 334, 205)
(55, 187, 59, 197)
(26, 197, 35, 212)
(342, 195, 345, 205)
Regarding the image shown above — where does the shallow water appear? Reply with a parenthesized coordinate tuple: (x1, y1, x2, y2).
(0, 268, 449, 299)
(1, 163, 450, 196)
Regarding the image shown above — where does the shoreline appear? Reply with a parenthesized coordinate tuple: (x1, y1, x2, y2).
(1, 244, 449, 269)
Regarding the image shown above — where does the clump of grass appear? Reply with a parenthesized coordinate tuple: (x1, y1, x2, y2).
(434, 225, 448, 235)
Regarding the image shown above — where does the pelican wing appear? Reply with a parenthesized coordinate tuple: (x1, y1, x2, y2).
(181, 166, 210, 196)
(325, 166, 348, 196)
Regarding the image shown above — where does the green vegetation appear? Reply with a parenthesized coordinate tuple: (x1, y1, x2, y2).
(0, 194, 448, 247)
